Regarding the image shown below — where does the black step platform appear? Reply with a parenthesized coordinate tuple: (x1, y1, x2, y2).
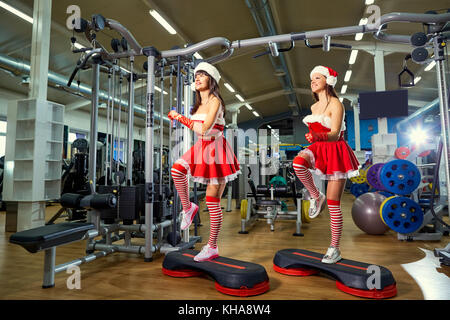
(10, 222, 95, 253)
(273, 249, 397, 299)
(162, 249, 269, 297)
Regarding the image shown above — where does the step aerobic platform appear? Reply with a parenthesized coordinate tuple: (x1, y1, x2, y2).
(273, 249, 397, 299)
(162, 249, 269, 297)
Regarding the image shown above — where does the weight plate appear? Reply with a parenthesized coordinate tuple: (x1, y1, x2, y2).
(240, 199, 248, 219)
(350, 169, 367, 184)
(301, 200, 311, 223)
(380, 196, 423, 234)
(366, 163, 385, 191)
(379, 159, 421, 195)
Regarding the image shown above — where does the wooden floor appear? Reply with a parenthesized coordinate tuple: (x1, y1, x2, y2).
(0, 192, 449, 300)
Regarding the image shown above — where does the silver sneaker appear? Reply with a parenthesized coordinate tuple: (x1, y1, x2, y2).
(309, 192, 325, 219)
(321, 246, 342, 264)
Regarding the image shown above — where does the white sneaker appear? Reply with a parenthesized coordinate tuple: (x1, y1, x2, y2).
(194, 244, 219, 262)
(309, 192, 325, 219)
(321, 246, 342, 264)
(180, 203, 199, 230)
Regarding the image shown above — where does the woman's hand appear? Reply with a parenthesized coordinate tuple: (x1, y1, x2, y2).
(305, 131, 328, 143)
(168, 110, 181, 121)
(167, 110, 193, 129)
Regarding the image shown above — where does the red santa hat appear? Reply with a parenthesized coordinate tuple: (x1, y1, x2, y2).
(310, 66, 338, 87)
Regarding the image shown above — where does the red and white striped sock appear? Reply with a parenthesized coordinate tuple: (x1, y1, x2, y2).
(328, 199, 343, 248)
(171, 162, 191, 212)
(293, 156, 320, 199)
(206, 196, 223, 249)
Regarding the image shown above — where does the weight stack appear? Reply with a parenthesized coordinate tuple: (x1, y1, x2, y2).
(118, 186, 140, 225)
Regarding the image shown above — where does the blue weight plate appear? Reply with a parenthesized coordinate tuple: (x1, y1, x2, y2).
(381, 196, 423, 234)
(379, 160, 421, 195)
(351, 183, 369, 197)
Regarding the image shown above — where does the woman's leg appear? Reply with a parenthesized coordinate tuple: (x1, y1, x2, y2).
(194, 183, 226, 262)
(171, 161, 192, 212)
(325, 179, 346, 249)
(205, 183, 227, 249)
(293, 152, 325, 218)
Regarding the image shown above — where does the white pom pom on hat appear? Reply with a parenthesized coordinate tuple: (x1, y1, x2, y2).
(310, 65, 338, 87)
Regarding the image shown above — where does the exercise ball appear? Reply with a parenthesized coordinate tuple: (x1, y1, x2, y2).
(351, 192, 390, 235)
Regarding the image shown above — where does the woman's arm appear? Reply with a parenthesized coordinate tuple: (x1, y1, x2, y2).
(167, 97, 221, 135)
(192, 97, 221, 135)
(327, 99, 344, 142)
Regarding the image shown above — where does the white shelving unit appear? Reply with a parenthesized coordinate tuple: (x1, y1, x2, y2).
(4, 99, 64, 204)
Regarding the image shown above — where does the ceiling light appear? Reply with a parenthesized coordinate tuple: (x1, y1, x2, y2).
(344, 70, 352, 82)
(424, 60, 436, 72)
(355, 33, 364, 41)
(359, 18, 368, 26)
(267, 125, 272, 129)
(341, 85, 348, 94)
(365, 0, 374, 4)
(253, 111, 260, 117)
(193, 52, 203, 60)
(149, 9, 176, 35)
(224, 83, 235, 93)
(245, 103, 253, 110)
(235, 94, 245, 102)
(414, 76, 422, 85)
(349, 50, 359, 65)
(154, 86, 168, 95)
(0, 1, 33, 24)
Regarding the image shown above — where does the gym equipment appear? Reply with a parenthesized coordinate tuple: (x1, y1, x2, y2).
(394, 147, 411, 160)
(380, 196, 424, 234)
(350, 182, 370, 197)
(240, 163, 305, 235)
(10, 192, 116, 288)
(273, 249, 397, 299)
(350, 168, 367, 184)
(366, 163, 386, 191)
(351, 192, 390, 235)
(379, 159, 421, 195)
(162, 249, 269, 297)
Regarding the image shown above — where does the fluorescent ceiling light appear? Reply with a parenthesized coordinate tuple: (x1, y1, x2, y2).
(339, 97, 344, 102)
(267, 125, 272, 129)
(344, 70, 352, 82)
(424, 60, 436, 72)
(224, 83, 235, 93)
(355, 33, 364, 41)
(414, 76, 422, 85)
(359, 18, 368, 26)
(341, 85, 348, 94)
(193, 52, 203, 60)
(155, 86, 168, 95)
(0, 1, 33, 24)
(349, 50, 359, 65)
(253, 111, 260, 117)
(365, 0, 374, 4)
(149, 9, 176, 35)
(245, 103, 253, 110)
(235, 94, 245, 102)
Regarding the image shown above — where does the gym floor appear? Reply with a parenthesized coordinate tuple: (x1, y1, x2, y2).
(0, 191, 449, 300)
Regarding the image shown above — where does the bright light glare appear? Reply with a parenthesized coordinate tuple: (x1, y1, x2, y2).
(149, 9, 177, 35)
(0, 1, 33, 24)
(409, 128, 428, 145)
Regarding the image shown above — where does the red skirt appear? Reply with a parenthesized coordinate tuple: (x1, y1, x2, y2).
(178, 135, 241, 185)
(303, 139, 360, 180)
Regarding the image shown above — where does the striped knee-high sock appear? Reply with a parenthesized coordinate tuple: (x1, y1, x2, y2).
(206, 196, 223, 249)
(293, 156, 320, 199)
(171, 163, 191, 212)
(328, 199, 343, 248)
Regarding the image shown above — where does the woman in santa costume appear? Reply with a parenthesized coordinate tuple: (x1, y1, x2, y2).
(293, 65, 360, 264)
(168, 62, 241, 262)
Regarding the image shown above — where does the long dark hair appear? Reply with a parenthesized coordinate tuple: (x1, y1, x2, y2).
(312, 84, 339, 102)
(191, 70, 226, 116)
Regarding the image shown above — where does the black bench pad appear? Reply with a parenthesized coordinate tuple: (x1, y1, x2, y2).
(9, 222, 95, 253)
(273, 249, 397, 299)
(162, 249, 269, 297)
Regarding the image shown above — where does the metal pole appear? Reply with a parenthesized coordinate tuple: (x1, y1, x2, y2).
(127, 57, 135, 185)
(433, 36, 450, 208)
(117, 73, 123, 176)
(110, 62, 116, 181)
(105, 69, 112, 185)
(144, 48, 158, 261)
(88, 63, 100, 191)
(160, 62, 165, 191)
